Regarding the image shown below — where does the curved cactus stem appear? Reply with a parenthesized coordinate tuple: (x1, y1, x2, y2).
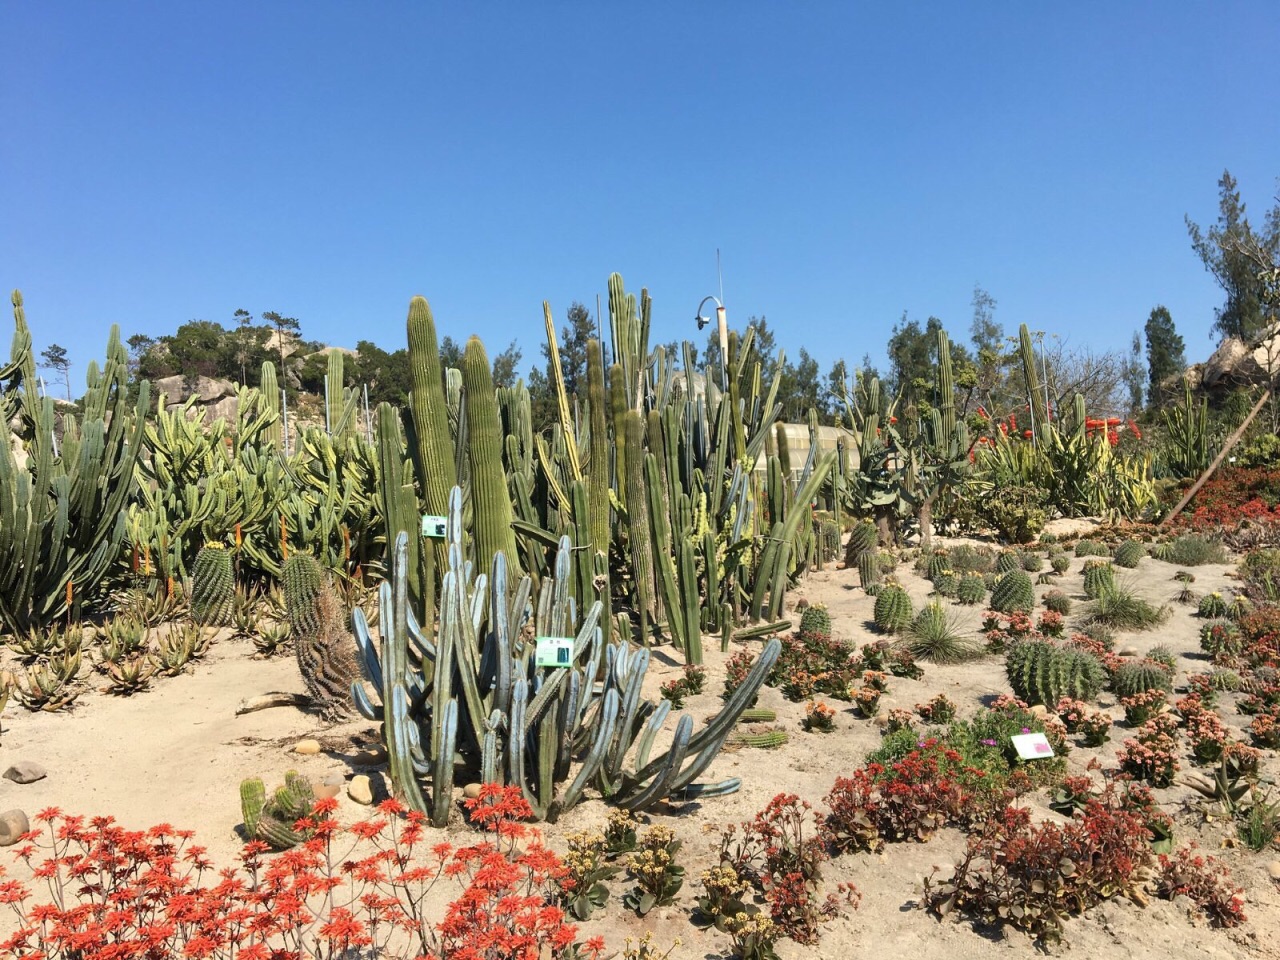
(606, 646, 650, 778)
(557, 669, 583, 776)
(351, 605, 384, 691)
(670, 778, 742, 801)
(633, 697, 672, 772)
(524, 599, 601, 730)
(349, 681, 382, 721)
(481, 708, 503, 785)
(616, 714, 693, 811)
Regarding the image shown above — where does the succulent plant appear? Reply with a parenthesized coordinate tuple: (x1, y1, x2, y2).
(799, 604, 832, 638)
(873, 583, 914, 634)
(240, 771, 318, 850)
(1112, 540, 1146, 568)
(956, 574, 987, 605)
(1050, 553, 1072, 575)
(1074, 540, 1110, 558)
(1083, 561, 1116, 600)
(858, 553, 880, 593)
(190, 543, 235, 627)
(990, 570, 1034, 614)
(1198, 592, 1230, 619)
(931, 570, 960, 599)
(1005, 639, 1106, 706)
(1021, 552, 1044, 573)
(1042, 589, 1072, 615)
(844, 520, 879, 566)
(1110, 659, 1174, 698)
(925, 549, 951, 580)
(996, 550, 1022, 575)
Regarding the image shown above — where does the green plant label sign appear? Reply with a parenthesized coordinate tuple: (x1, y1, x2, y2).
(421, 515, 447, 539)
(535, 636, 573, 668)
(1010, 732, 1054, 760)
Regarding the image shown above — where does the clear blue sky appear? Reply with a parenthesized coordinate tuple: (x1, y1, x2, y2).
(3, 3, 1278, 385)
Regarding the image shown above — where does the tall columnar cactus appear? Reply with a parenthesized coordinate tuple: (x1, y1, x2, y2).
(1019, 323, 1048, 434)
(936, 328, 956, 439)
(405, 296, 456, 537)
(260, 360, 282, 449)
(351, 489, 778, 824)
(1005, 639, 1106, 706)
(283, 553, 325, 640)
(623, 411, 656, 633)
(0, 292, 151, 635)
(462, 337, 520, 578)
(586, 340, 611, 557)
(858, 553, 880, 593)
(191, 544, 235, 626)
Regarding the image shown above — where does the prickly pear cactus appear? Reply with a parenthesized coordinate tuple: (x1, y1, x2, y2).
(956, 574, 987, 606)
(873, 583, 913, 634)
(990, 570, 1034, 614)
(1113, 540, 1146, 569)
(190, 543, 235, 627)
(1083, 561, 1116, 600)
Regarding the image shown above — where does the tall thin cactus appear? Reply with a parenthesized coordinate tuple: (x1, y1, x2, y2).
(461, 337, 520, 577)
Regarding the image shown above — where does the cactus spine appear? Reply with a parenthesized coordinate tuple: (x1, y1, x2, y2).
(873, 583, 913, 634)
(1019, 322, 1048, 434)
(1005, 640, 1106, 706)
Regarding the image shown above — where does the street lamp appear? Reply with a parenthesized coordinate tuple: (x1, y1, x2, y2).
(695, 295, 728, 391)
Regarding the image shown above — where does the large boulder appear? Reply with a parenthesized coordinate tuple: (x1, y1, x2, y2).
(1201, 328, 1280, 391)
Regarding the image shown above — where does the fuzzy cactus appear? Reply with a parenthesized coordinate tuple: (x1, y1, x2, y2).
(1083, 561, 1116, 600)
(990, 570, 1034, 614)
(1005, 640, 1106, 706)
(873, 583, 913, 634)
(190, 543, 235, 627)
(1113, 540, 1146, 569)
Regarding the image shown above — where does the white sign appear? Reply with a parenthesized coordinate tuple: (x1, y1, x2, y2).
(422, 515, 448, 539)
(1010, 733, 1055, 760)
(535, 636, 574, 668)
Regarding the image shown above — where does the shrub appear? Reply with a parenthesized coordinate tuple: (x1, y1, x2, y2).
(923, 799, 1153, 945)
(802, 700, 837, 733)
(899, 602, 982, 663)
(1156, 845, 1246, 928)
(624, 825, 685, 916)
(916, 694, 957, 724)
(980, 485, 1049, 543)
(1078, 710, 1112, 746)
(1120, 689, 1167, 725)
(1160, 534, 1228, 566)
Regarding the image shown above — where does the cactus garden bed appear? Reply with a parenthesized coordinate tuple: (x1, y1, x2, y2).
(3, 535, 1280, 959)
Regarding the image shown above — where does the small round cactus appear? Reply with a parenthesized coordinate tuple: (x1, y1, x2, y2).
(956, 574, 987, 605)
(931, 570, 960, 599)
(1198, 592, 1229, 619)
(873, 583, 914, 634)
(990, 569, 1034, 614)
(1043, 589, 1072, 615)
(925, 549, 951, 581)
(799, 603, 832, 639)
(1021, 552, 1044, 573)
(1110, 658, 1174, 698)
(1074, 540, 1110, 558)
(996, 550, 1022, 575)
(1050, 553, 1071, 576)
(1112, 540, 1146, 569)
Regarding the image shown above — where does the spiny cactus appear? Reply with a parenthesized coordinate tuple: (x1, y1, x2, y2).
(738, 708, 778, 723)
(799, 604, 832, 638)
(925, 549, 951, 580)
(1042, 590, 1072, 615)
(730, 729, 789, 749)
(996, 550, 1022, 575)
(819, 520, 841, 563)
(1005, 640, 1106, 706)
(240, 771, 318, 850)
(1198, 592, 1229, 619)
(1110, 659, 1174, 698)
(858, 553, 880, 593)
(1021, 552, 1044, 573)
(1075, 540, 1110, 558)
(190, 543, 235, 627)
(283, 553, 325, 640)
(1113, 540, 1146, 569)
(873, 583, 913, 634)
(956, 574, 987, 605)
(931, 571, 959, 599)
(462, 336, 521, 578)
(844, 520, 878, 566)
(1083, 561, 1116, 600)
(1050, 553, 1071, 575)
(1150, 542, 1174, 563)
(990, 570, 1034, 614)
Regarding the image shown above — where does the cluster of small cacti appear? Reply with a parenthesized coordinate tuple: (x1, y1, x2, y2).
(873, 582, 913, 634)
(990, 569, 1034, 614)
(240, 771, 318, 849)
(1005, 639, 1107, 706)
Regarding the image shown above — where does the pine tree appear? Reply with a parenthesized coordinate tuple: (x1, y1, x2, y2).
(1144, 305, 1185, 400)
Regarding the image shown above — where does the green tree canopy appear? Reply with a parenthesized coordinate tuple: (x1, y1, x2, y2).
(1143, 305, 1185, 399)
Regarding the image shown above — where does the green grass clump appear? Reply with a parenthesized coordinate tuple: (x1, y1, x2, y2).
(1158, 534, 1228, 567)
(898, 602, 982, 664)
(1085, 585, 1169, 631)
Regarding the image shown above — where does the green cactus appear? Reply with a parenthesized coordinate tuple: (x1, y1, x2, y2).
(1042, 590, 1072, 615)
(1075, 540, 1110, 558)
(239, 771, 317, 850)
(283, 553, 325, 640)
(462, 337, 520, 578)
(1019, 323, 1048, 434)
(405, 296, 456, 550)
(990, 570, 1034, 614)
(925, 549, 951, 580)
(1111, 659, 1174, 698)
(857, 552, 881, 594)
(190, 544, 235, 626)
(1113, 540, 1146, 568)
(1050, 553, 1072, 575)
(731, 729, 789, 749)
(819, 520, 841, 563)
(1005, 640, 1106, 706)
(996, 550, 1022, 575)
(1197, 592, 1230, 618)
(873, 584, 913, 634)
(931, 570, 959, 598)
(1083, 561, 1116, 600)
(799, 604, 832, 638)
(260, 360, 282, 449)
(1150, 542, 1175, 563)
(844, 520, 878, 566)
(956, 574, 987, 605)
(738, 708, 778, 723)
(1021, 552, 1044, 573)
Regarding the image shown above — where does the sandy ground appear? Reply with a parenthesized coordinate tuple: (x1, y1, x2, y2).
(2, 542, 1279, 959)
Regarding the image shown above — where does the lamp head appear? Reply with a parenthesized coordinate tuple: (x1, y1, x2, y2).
(696, 314, 710, 330)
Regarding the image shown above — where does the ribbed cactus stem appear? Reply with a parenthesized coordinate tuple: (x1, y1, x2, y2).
(1019, 323, 1048, 433)
(406, 295, 456, 527)
(623, 412, 655, 632)
(586, 340, 611, 555)
(461, 337, 519, 577)
(260, 361, 282, 448)
(937, 328, 955, 439)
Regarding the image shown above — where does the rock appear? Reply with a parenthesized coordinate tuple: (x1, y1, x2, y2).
(1041, 517, 1101, 538)
(348, 775, 374, 805)
(350, 745, 387, 766)
(0, 809, 29, 846)
(1030, 704, 1049, 718)
(463, 783, 482, 800)
(206, 396, 239, 422)
(1267, 861, 1280, 881)
(3, 761, 47, 784)
(873, 712, 890, 729)
(293, 739, 322, 755)
(315, 781, 342, 800)
(1117, 647, 1139, 658)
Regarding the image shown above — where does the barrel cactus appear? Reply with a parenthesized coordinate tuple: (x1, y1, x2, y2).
(190, 543, 235, 627)
(996, 550, 1022, 575)
(1042, 589, 1072, 615)
(990, 570, 1034, 614)
(1197, 592, 1229, 619)
(873, 583, 913, 634)
(1075, 540, 1110, 558)
(844, 520, 878, 566)
(283, 553, 326, 639)
(925, 549, 951, 580)
(1112, 540, 1146, 568)
(1150, 541, 1175, 563)
(1110, 658, 1174, 698)
(1021, 552, 1044, 573)
(240, 771, 318, 850)
(956, 574, 987, 605)
(1005, 640, 1106, 706)
(931, 570, 959, 599)
(858, 553, 880, 593)
(1050, 552, 1071, 576)
(1083, 561, 1116, 600)
(799, 603, 832, 639)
